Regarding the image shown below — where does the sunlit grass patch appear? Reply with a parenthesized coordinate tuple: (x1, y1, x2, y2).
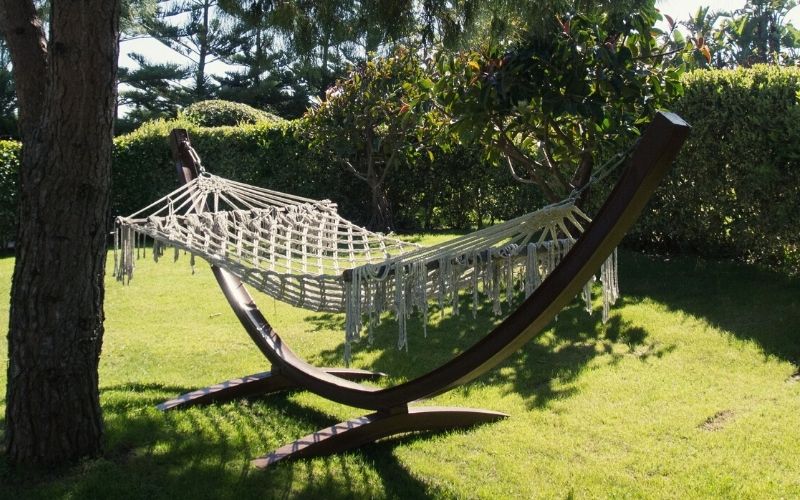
(0, 242, 798, 498)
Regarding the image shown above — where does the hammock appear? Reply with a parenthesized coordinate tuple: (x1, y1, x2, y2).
(115, 171, 618, 361)
(137, 113, 691, 467)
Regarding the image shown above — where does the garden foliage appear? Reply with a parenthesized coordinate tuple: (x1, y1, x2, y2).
(0, 67, 797, 274)
(632, 65, 800, 273)
(112, 118, 528, 232)
(422, 3, 685, 205)
(110, 118, 363, 221)
(180, 99, 283, 127)
(301, 48, 433, 230)
(0, 140, 19, 246)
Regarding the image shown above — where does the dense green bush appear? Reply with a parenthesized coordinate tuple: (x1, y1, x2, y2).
(112, 119, 529, 231)
(180, 100, 283, 127)
(302, 48, 434, 231)
(111, 118, 369, 223)
(1, 66, 798, 274)
(631, 65, 800, 273)
(387, 145, 536, 231)
(0, 140, 19, 246)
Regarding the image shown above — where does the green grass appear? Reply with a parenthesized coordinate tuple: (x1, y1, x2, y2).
(1, 239, 799, 499)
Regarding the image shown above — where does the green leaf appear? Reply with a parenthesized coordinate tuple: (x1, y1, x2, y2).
(419, 78, 434, 90)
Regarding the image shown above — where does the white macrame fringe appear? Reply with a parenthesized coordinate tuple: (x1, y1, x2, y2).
(600, 248, 620, 324)
(342, 239, 621, 365)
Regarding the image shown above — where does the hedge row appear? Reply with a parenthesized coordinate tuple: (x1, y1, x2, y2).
(111, 118, 372, 224)
(0, 140, 19, 247)
(1, 66, 798, 274)
(0, 117, 530, 245)
(113, 118, 531, 230)
(629, 65, 800, 273)
(180, 100, 284, 127)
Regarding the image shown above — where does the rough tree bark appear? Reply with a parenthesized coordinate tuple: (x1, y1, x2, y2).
(0, 0, 120, 465)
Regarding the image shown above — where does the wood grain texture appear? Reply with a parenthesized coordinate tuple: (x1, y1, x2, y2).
(251, 406, 508, 468)
(0, 0, 46, 141)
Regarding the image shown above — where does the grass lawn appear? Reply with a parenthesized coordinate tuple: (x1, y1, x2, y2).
(0, 238, 799, 498)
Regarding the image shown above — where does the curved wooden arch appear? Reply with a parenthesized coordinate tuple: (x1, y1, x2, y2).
(159, 111, 689, 467)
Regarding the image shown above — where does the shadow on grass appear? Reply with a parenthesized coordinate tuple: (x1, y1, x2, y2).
(480, 309, 673, 408)
(11, 251, 789, 497)
(1, 385, 437, 499)
(620, 251, 800, 367)
(303, 249, 800, 410)
(305, 289, 668, 410)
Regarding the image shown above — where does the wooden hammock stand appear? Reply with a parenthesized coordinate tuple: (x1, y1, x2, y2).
(156, 111, 689, 468)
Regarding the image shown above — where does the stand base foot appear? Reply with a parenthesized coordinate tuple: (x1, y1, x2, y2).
(251, 406, 507, 468)
(156, 368, 385, 411)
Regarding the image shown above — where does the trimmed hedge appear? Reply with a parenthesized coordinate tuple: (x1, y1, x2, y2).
(630, 65, 800, 273)
(112, 118, 370, 223)
(0, 118, 531, 243)
(1, 66, 798, 275)
(180, 100, 284, 127)
(0, 140, 19, 247)
(112, 119, 530, 231)
(386, 145, 536, 230)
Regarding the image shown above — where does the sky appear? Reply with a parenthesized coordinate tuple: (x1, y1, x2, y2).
(658, 0, 799, 25)
(118, 1, 800, 77)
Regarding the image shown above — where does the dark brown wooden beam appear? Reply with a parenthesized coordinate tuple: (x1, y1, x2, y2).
(251, 406, 507, 468)
(157, 368, 385, 411)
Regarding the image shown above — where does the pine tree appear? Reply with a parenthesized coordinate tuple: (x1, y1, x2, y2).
(213, 1, 302, 116)
(118, 52, 190, 130)
(139, 0, 228, 100)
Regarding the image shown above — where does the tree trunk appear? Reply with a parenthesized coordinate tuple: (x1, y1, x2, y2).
(253, 27, 262, 83)
(368, 180, 392, 232)
(196, 0, 210, 99)
(319, 33, 330, 98)
(570, 150, 594, 209)
(2, 0, 120, 466)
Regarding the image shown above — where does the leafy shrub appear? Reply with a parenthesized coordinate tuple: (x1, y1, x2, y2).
(386, 145, 535, 231)
(0, 140, 19, 246)
(180, 100, 283, 127)
(631, 65, 800, 274)
(1, 66, 796, 274)
(110, 118, 368, 222)
(427, 4, 684, 205)
(111, 117, 529, 233)
(302, 48, 436, 230)
(302, 48, 533, 231)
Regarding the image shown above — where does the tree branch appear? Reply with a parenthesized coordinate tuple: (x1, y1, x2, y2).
(377, 150, 396, 186)
(548, 121, 581, 156)
(632, 46, 686, 61)
(570, 150, 594, 207)
(343, 160, 368, 181)
(537, 131, 571, 193)
(505, 156, 536, 184)
(496, 133, 561, 203)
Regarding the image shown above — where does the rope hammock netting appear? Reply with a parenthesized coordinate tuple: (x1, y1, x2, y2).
(115, 161, 623, 362)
